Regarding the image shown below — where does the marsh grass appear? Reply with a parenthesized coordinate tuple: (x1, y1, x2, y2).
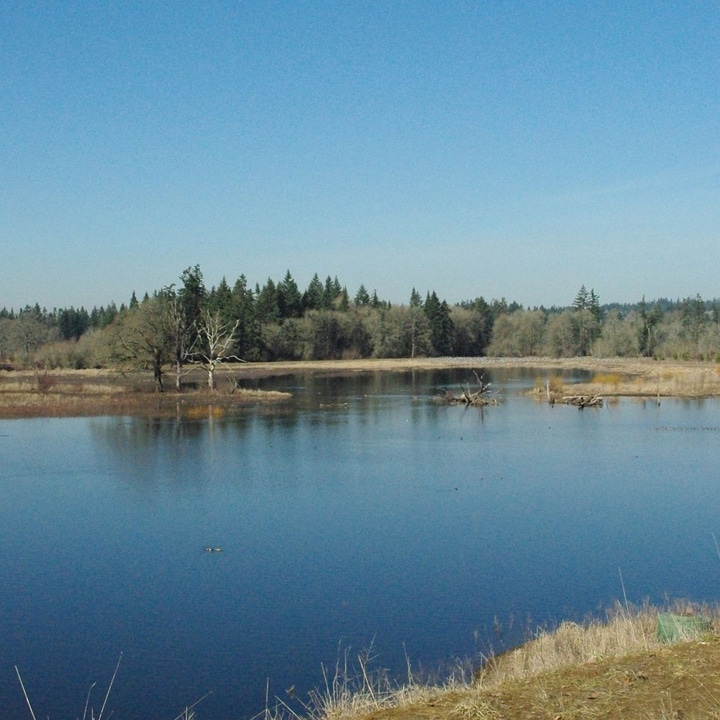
(590, 372, 624, 387)
(568, 364, 720, 399)
(15, 654, 122, 720)
(258, 643, 471, 720)
(260, 601, 720, 720)
(15, 653, 212, 720)
(532, 375, 565, 402)
(0, 369, 290, 418)
(474, 602, 660, 685)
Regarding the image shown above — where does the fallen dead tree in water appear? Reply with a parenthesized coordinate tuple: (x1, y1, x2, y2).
(563, 394, 604, 408)
(434, 371, 498, 406)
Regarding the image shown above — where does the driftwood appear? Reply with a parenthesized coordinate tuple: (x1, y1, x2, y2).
(434, 371, 498, 406)
(563, 394, 604, 408)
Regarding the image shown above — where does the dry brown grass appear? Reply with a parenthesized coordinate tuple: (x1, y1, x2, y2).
(590, 372, 624, 388)
(0, 368, 290, 418)
(258, 603, 720, 720)
(558, 362, 720, 400)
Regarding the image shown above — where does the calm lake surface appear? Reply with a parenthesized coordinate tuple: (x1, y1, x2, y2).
(3, 367, 720, 719)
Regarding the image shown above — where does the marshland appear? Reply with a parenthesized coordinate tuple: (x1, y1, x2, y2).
(3, 356, 720, 419)
(4, 359, 720, 719)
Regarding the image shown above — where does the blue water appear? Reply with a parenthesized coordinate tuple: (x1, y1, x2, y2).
(2, 369, 720, 719)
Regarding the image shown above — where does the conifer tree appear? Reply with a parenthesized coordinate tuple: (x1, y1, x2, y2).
(232, 275, 257, 358)
(208, 276, 234, 323)
(256, 279, 280, 324)
(424, 291, 454, 355)
(277, 271, 303, 319)
(303, 274, 324, 311)
(338, 287, 350, 312)
(354, 284, 370, 306)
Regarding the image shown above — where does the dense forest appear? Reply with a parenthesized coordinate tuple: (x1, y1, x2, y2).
(1, 266, 719, 389)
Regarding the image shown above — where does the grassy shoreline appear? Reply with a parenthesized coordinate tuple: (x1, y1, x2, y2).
(256, 602, 720, 720)
(1, 357, 720, 419)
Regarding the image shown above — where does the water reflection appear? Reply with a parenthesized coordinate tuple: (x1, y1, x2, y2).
(2, 370, 718, 720)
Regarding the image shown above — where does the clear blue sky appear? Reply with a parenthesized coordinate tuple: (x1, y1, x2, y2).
(2, 1, 718, 311)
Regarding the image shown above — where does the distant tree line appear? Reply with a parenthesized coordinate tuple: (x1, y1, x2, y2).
(2, 269, 720, 387)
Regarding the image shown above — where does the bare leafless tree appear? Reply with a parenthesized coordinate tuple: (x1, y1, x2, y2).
(195, 309, 241, 390)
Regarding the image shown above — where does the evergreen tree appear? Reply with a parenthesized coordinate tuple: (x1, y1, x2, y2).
(572, 286, 601, 356)
(90, 303, 118, 329)
(490, 298, 509, 319)
(303, 274, 325, 311)
(589, 289, 602, 323)
(407, 304, 431, 357)
(277, 271, 303, 319)
(179, 265, 206, 329)
(256, 279, 280, 324)
(322, 275, 337, 309)
(57, 307, 90, 340)
(572, 285, 589, 312)
(424, 291, 454, 355)
(354, 284, 370, 306)
(231, 275, 258, 358)
(208, 276, 234, 323)
(681, 294, 707, 344)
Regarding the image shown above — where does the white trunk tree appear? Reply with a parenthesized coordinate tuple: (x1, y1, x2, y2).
(196, 309, 240, 390)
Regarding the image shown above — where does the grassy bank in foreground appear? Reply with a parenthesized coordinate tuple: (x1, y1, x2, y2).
(262, 602, 720, 720)
(2, 357, 720, 418)
(14, 604, 720, 720)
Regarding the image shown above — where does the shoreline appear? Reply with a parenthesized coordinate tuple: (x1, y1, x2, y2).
(1, 357, 719, 418)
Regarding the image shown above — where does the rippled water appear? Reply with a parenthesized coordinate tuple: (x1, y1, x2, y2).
(2, 368, 720, 719)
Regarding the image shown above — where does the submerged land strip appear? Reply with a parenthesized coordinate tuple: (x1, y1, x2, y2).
(1, 357, 720, 419)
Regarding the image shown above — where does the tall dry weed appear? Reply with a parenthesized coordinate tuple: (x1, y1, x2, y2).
(476, 601, 717, 689)
(591, 372, 624, 387)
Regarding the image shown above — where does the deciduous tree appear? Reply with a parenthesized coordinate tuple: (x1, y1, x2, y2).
(110, 295, 174, 391)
